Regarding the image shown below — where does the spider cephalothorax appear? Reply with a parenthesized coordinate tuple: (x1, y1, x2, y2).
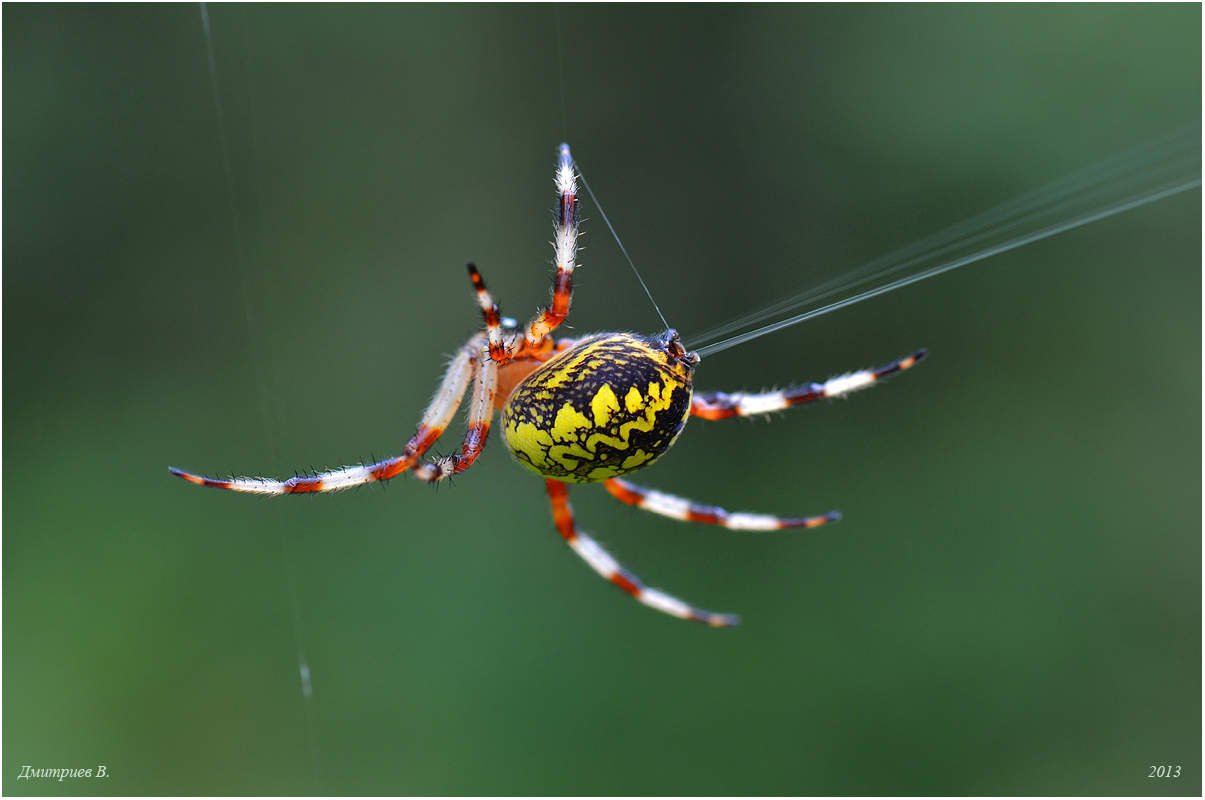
(171, 143, 925, 626)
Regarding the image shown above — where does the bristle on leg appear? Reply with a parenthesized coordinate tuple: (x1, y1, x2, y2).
(523, 144, 579, 347)
(546, 479, 740, 627)
(691, 349, 928, 420)
(604, 478, 840, 530)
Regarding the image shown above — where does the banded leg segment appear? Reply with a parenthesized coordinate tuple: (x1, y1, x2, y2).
(604, 478, 840, 530)
(413, 349, 499, 482)
(523, 144, 579, 347)
(691, 349, 927, 420)
(467, 262, 509, 362)
(546, 479, 740, 627)
(168, 334, 483, 494)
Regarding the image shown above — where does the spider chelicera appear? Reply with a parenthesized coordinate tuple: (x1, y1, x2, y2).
(171, 143, 925, 626)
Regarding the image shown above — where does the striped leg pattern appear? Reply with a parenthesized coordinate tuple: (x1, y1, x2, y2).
(690, 349, 927, 420)
(173, 145, 581, 494)
(467, 262, 508, 362)
(546, 479, 740, 627)
(604, 477, 841, 530)
(523, 143, 579, 348)
(168, 334, 483, 494)
(412, 348, 499, 482)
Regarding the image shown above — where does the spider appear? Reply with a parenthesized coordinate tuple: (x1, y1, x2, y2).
(171, 143, 925, 627)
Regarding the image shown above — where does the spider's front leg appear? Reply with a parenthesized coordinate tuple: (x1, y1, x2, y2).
(521, 143, 578, 349)
(412, 258, 577, 484)
(467, 262, 508, 362)
(412, 349, 498, 482)
(546, 479, 740, 627)
(169, 334, 484, 494)
(690, 349, 927, 420)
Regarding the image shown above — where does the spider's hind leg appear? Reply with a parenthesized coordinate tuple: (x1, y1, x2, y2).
(691, 349, 926, 420)
(546, 479, 739, 627)
(604, 478, 840, 530)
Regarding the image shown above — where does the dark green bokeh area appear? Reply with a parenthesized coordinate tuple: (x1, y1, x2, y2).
(5, 4, 1200, 795)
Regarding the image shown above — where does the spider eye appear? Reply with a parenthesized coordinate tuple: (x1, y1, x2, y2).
(500, 316, 518, 329)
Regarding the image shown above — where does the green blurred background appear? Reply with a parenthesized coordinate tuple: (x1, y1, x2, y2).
(5, 4, 1200, 795)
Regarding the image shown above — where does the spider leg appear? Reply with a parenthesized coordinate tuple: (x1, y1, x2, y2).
(545, 479, 740, 627)
(691, 348, 926, 420)
(522, 144, 578, 348)
(467, 262, 509, 363)
(413, 349, 499, 482)
(169, 334, 483, 494)
(604, 477, 840, 530)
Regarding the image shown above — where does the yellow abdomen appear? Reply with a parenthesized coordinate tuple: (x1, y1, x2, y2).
(501, 331, 696, 483)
